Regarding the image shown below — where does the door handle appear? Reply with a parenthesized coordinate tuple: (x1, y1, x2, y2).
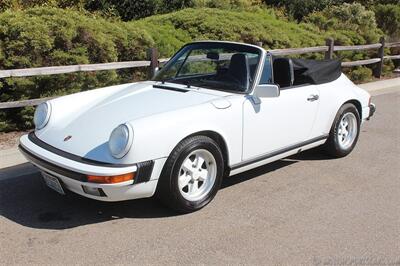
(307, 94, 319, 101)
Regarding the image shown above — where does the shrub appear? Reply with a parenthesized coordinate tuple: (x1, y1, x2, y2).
(192, 0, 261, 9)
(346, 67, 373, 83)
(348, 0, 400, 6)
(263, 0, 337, 21)
(85, 0, 163, 21)
(305, 2, 386, 83)
(84, 0, 263, 20)
(0, 0, 87, 12)
(138, 8, 325, 52)
(374, 4, 400, 39)
(306, 3, 381, 44)
(262, 0, 400, 21)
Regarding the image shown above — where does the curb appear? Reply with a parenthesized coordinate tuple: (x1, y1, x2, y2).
(0, 146, 29, 170)
(358, 77, 400, 96)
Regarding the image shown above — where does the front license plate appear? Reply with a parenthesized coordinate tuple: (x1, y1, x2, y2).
(42, 172, 65, 195)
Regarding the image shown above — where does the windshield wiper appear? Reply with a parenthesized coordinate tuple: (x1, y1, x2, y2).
(153, 84, 189, 93)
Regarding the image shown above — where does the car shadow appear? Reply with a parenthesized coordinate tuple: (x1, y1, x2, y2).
(288, 147, 335, 161)
(0, 148, 328, 230)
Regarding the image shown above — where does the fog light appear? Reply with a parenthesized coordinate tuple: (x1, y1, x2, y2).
(82, 185, 107, 197)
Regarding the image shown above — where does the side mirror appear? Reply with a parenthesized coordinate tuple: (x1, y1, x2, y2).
(255, 84, 280, 98)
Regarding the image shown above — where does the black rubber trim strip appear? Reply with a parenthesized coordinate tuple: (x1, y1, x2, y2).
(28, 132, 135, 168)
(231, 135, 328, 170)
(134, 160, 154, 184)
(153, 84, 189, 93)
(19, 145, 87, 182)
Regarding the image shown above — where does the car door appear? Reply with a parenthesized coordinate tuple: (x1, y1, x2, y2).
(242, 57, 320, 161)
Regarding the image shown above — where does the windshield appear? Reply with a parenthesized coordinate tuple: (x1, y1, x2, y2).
(153, 42, 262, 93)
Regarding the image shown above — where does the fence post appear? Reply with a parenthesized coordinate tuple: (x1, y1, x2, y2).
(256, 42, 263, 47)
(325, 38, 334, 60)
(374, 36, 385, 79)
(147, 47, 159, 79)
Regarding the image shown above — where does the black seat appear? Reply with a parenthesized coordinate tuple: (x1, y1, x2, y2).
(227, 53, 250, 91)
(273, 58, 294, 88)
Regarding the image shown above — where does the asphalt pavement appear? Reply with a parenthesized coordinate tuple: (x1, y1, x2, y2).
(0, 90, 399, 265)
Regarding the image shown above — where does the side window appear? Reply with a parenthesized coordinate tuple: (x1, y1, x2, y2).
(259, 56, 273, 84)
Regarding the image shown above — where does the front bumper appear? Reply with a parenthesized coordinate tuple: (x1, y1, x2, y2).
(19, 134, 165, 201)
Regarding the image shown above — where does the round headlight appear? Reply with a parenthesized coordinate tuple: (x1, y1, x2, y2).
(108, 124, 133, 159)
(34, 102, 51, 130)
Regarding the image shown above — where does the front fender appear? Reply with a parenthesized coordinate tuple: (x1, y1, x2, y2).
(122, 99, 243, 166)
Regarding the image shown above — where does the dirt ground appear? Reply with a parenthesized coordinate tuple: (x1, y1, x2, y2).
(0, 131, 28, 150)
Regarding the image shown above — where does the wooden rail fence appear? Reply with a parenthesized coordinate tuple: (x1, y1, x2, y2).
(0, 37, 399, 110)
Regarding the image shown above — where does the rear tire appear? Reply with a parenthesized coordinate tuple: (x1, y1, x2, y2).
(324, 103, 360, 158)
(156, 135, 224, 213)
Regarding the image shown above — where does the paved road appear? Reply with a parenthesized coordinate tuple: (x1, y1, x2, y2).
(0, 91, 399, 265)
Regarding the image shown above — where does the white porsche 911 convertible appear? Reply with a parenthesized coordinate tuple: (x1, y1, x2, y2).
(19, 41, 376, 212)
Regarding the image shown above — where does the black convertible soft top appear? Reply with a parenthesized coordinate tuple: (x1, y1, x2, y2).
(291, 58, 342, 85)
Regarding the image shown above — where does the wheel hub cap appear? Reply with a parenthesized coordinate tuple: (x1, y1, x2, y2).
(178, 149, 217, 202)
(337, 112, 357, 150)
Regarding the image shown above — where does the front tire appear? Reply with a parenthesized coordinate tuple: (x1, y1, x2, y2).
(324, 103, 360, 157)
(156, 135, 224, 213)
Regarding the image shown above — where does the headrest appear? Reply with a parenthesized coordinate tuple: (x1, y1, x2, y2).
(228, 53, 250, 91)
(273, 57, 294, 87)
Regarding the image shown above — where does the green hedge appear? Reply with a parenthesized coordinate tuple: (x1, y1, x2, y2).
(0, 0, 263, 20)
(136, 8, 326, 55)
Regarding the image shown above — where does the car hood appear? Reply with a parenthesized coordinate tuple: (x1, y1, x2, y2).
(36, 81, 231, 162)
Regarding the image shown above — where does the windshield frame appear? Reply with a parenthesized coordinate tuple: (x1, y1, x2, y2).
(153, 41, 265, 94)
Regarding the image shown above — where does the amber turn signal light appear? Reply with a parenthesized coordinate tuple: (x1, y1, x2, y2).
(87, 173, 135, 184)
